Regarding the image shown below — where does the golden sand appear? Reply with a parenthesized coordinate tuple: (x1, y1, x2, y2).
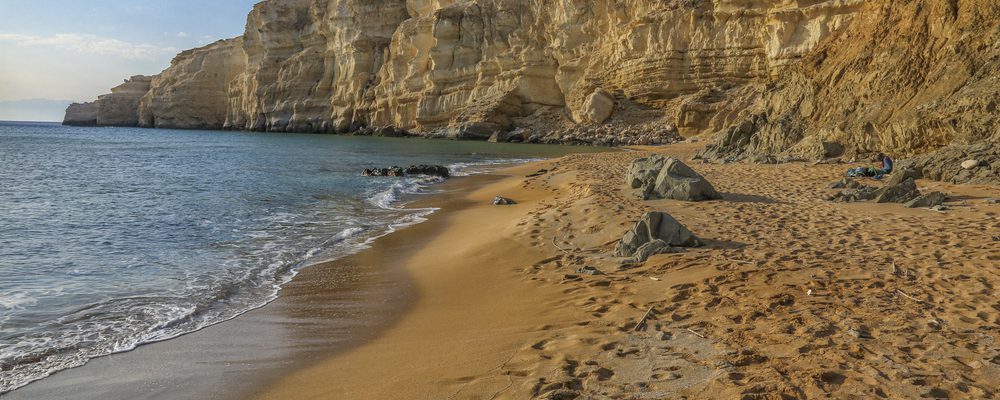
(258, 143, 1000, 399)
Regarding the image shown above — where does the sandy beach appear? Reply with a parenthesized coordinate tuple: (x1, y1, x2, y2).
(254, 143, 1000, 399)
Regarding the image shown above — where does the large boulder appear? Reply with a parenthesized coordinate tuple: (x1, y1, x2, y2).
(873, 178, 920, 203)
(614, 212, 700, 262)
(626, 155, 721, 201)
(886, 168, 921, 186)
(626, 156, 667, 189)
(579, 89, 615, 124)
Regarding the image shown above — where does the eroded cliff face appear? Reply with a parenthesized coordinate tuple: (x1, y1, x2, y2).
(64, 76, 153, 127)
(701, 0, 1000, 160)
(139, 38, 247, 129)
(65, 0, 1000, 160)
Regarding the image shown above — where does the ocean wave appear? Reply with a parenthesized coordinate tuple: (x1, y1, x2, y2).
(0, 157, 535, 394)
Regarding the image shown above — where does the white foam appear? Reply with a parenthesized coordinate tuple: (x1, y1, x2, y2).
(0, 157, 540, 394)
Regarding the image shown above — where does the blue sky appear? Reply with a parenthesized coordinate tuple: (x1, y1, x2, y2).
(0, 1, 259, 121)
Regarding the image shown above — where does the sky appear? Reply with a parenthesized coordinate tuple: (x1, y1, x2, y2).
(0, 0, 259, 121)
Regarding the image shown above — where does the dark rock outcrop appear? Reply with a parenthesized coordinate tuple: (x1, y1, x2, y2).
(362, 167, 405, 177)
(828, 177, 922, 204)
(403, 165, 450, 178)
(362, 165, 450, 178)
(896, 144, 1000, 185)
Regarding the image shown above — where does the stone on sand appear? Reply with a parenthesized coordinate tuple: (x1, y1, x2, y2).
(873, 178, 920, 204)
(626, 155, 721, 201)
(615, 212, 699, 262)
(886, 168, 921, 186)
(904, 192, 947, 209)
(492, 196, 516, 205)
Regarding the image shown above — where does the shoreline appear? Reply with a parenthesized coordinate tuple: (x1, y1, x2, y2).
(255, 143, 1000, 399)
(3, 160, 551, 399)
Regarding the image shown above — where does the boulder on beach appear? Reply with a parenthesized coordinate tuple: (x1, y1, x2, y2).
(904, 191, 947, 209)
(579, 89, 615, 124)
(886, 168, 921, 186)
(874, 177, 920, 204)
(626, 155, 721, 201)
(615, 212, 700, 263)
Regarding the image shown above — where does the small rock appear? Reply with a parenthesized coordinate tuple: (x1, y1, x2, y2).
(492, 196, 517, 205)
(931, 205, 948, 212)
(526, 169, 548, 178)
(576, 266, 604, 275)
(961, 159, 980, 169)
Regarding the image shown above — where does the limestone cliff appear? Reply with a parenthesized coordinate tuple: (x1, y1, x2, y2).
(65, 76, 154, 127)
(64, 0, 1000, 162)
(96, 76, 154, 126)
(139, 38, 247, 129)
(68, 0, 861, 138)
(63, 102, 98, 126)
(701, 0, 1000, 161)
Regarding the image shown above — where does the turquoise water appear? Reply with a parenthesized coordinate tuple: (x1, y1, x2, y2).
(0, 122, 603, 392)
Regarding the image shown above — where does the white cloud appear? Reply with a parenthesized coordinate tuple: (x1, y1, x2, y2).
(177, 32, 189, 38)
(0, 33, 177, 60)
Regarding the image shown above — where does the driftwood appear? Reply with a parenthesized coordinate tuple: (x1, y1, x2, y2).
(895, 289, 926, 304)
(686, 328, 706, 339)
(634, 306, 655, 331)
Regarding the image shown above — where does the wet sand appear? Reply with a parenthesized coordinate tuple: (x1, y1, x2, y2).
(5, 175, 505, 400)
(258, 143, 1000, 399)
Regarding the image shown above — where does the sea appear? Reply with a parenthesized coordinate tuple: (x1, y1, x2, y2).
(0, 121, 601, 393)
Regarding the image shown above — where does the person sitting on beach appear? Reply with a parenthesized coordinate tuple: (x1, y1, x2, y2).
(875, 153, 892, 175)
(845, 153, 893, 178)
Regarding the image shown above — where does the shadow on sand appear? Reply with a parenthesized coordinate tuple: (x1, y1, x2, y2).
(721, 192, 787, 204)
